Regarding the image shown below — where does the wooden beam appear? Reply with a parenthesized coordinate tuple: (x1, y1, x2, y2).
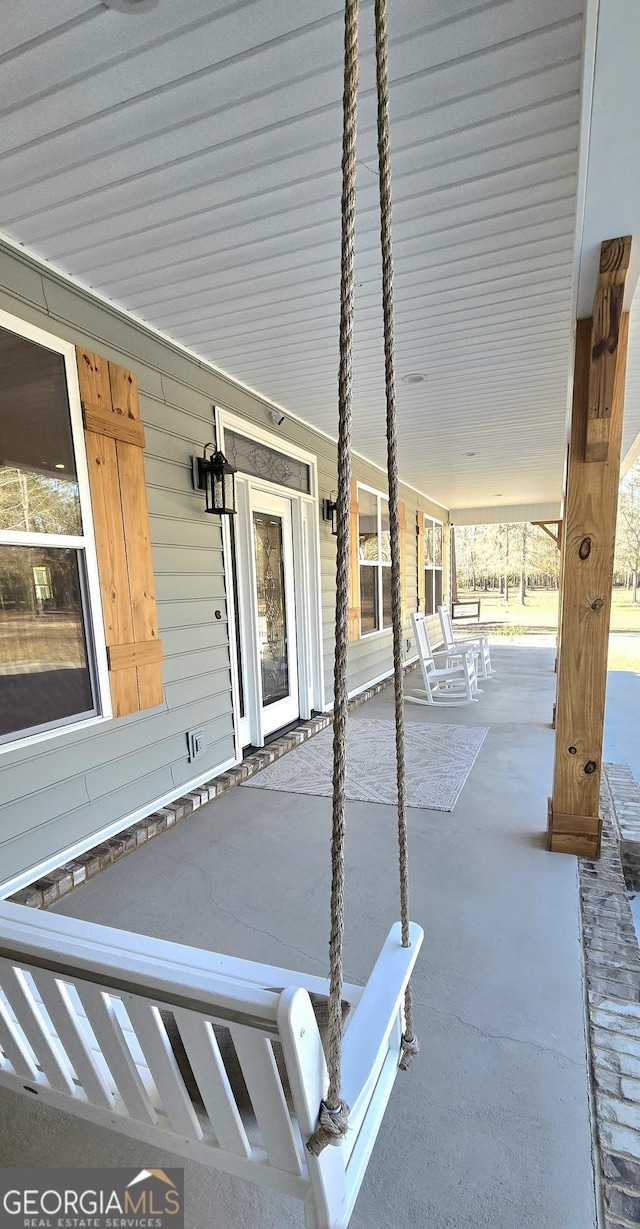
(548, 239, 632, 857)
(82, 402, 146, 448)
(107, 639, 163, 672)
(532, 521, 561, 549)
(585, 235, 632, 463)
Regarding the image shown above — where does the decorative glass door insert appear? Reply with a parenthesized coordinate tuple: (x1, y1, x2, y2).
(242, 489, 299, 740)
(253, 511, 289, 707)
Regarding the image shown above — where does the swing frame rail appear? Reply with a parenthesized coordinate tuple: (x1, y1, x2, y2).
(0, 901, 422, 1229)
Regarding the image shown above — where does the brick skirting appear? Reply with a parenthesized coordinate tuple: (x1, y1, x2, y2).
(580, 765, 640, 1228)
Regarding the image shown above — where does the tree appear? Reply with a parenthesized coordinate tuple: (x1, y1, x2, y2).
(519, 523, 528, 605)
(0, 466, 81, 614)
(0, 466, 80, 535)
(454, 521, 560, 593)
(616, 460, 640, 603)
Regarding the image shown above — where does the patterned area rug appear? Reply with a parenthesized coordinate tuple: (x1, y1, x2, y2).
(243, 718, 488, 812)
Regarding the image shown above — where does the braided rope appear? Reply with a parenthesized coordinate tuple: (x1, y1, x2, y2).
(307, 0, 359, 1158)
(308, 0, 418, 1156)
(374, 0, 418, 1069)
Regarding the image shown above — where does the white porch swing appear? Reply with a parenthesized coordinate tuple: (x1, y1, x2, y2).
(0, 3, 423, 1226)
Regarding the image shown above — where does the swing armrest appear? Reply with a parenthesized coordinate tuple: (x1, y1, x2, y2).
(340, 921, 423, 1111)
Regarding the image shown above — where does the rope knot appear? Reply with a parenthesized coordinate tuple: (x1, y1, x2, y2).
(399, 1032, 420, 1071)
(306, 1098, 351, 1156)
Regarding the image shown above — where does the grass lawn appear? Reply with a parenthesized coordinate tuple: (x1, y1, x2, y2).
(457, 587, 640, 671)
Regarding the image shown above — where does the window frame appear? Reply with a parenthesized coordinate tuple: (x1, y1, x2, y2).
(357, 482, 392, 638)
(423, 513, 444, 616)
(0, 307, 112, 752)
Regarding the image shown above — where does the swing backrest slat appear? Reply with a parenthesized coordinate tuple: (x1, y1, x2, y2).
(0, 901, 421, 1228)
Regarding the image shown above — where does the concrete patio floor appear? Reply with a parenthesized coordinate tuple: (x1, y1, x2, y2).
(0, 643, 603, 1228)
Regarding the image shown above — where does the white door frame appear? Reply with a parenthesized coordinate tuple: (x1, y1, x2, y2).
(217, 409, 324, 755)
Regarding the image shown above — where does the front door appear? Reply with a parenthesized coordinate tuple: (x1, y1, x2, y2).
(249, 489, 299, 738)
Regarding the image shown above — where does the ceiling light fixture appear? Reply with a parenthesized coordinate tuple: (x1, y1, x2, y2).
(54, 463, 65, 470)
(401, 372, 426, 385)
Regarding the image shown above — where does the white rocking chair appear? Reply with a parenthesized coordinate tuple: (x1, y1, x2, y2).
(406, 612, 479, 707)
(438, 605, 496, 681)
(0, 901, 422, 1229)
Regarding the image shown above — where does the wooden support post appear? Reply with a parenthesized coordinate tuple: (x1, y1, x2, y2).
(585, 237, 633, 463)
(548, 237, 633, 857)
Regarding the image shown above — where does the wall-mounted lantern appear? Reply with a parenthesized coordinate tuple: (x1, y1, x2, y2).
(322, 496, 338, 536)
(193, 442, 237, 515)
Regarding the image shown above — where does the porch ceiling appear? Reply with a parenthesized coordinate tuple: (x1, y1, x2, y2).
(0, 0, 638, 511)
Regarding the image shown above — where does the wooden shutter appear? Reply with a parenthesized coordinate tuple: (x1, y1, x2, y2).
(348, 478, 360, 642)
(398, 500, 406, 627)
(77, 347, 163, 717)
(416, 510, 425, 612)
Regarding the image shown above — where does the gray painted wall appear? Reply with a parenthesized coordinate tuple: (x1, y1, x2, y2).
(0, 241, 448, 889)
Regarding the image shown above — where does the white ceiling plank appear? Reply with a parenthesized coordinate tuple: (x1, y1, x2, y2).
(40, 95, 579, 274)
(183, 258, 573, 347)
(65, 153, 577, 303)
(0, 13, 579, 211)
(1, 0, 614, 507)
(9, 105, 578, 251)
(130, 195, 576, 313)
(0, 0, 98, 58)
(0, 0, 261, 112)
(1, 56, 580, 235)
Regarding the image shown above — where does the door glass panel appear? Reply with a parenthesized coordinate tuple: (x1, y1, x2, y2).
(0, 327, 82, 535)
(253, 512, 289, 707)
(434, 569, 443, 610)
(0, 545, 94, 738)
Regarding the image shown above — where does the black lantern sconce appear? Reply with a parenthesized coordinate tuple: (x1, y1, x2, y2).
(322, 495, 338, 536)
(193, 429, 237, 516)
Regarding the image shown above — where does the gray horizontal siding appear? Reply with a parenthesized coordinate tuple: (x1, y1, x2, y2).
(0, 246, 242, 886)
(319, 449, 448, 704)
(0, 238, 449, 888)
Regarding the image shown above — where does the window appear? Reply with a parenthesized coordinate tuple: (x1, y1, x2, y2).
(0, 318, 104, 743)
(358, 486, 392, 635)
(424, 515, 444, 615)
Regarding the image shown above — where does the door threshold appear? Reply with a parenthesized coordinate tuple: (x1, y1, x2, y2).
(243, 718, 304, 756)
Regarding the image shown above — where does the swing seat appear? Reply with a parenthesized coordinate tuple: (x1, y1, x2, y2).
(0, 901, 422, 1229)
